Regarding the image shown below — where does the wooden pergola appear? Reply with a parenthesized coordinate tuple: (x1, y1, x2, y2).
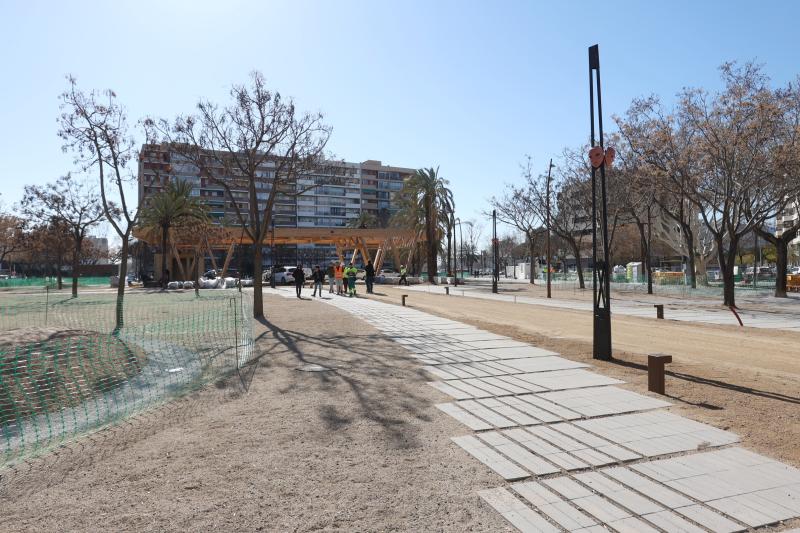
(134, 226, 423, 280)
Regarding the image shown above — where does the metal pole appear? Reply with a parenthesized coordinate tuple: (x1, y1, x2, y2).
(546, 158, 554, 299)
(492, 210, 499, 293)
(589, 43, 612, 361)
(753, 232, 758, 288)
(270, 219, 276, 288)
(647, 202, 653, 295)
(459, 219, 464, 283)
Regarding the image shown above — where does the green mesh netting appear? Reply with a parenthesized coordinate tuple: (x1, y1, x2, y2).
(0, 289, 255, 464)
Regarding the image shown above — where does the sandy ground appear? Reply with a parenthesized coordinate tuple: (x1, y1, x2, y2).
(372, 286, 800, 468)
(0, 294, 510, 532)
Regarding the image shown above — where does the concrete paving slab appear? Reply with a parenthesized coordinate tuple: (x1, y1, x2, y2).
(537, 386, 671, 417)
(451, 435, 529, 481)
(576, 411, 739, 456)
(478, 487, 561, 533)
(435, 403, 493, 431)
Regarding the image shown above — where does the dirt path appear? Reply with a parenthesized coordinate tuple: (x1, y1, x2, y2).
(0, 294, 509, 532)
(372, 287, 800, 468)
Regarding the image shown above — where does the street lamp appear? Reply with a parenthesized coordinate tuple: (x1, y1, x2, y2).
(270, 218, 276, 288)
(455, 217, 464, 286)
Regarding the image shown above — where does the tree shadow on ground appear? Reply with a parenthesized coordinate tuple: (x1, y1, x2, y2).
(253, 316, 431, 450)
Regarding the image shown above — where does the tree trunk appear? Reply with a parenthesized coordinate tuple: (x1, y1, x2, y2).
(571, 241, 585, 289)
(527, 232, 535, 285)
(161, 225, 169, 289)
(253, 245, 264, 319)
(114, 236, 129, 332)
(194, 246, 200, 298)
(775, 238, 788, 298)
(71, 236, 82, 298)
(446, 226, 452, 277)
(682, 223, 697, 289)
(56, 253, 63, 290)
(718, 237, 739, 308)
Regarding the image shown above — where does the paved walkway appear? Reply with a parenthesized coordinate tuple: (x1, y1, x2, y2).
(270, 286, 800, 532)
(401, 284, 800, 332)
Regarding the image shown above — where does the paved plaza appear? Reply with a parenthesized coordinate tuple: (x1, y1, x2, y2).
(270, 286, 800, 532)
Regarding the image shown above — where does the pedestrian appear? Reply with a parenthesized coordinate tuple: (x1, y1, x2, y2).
(399, 265, 408, 286)
(327, 262, 336, 293)
(162, 268, 170, 290)
(365, 260, 375, 294)
(345, 263, 357, 297)
(334, 262, 345, 295)
(312, 265, 324, 297)
(292, 264, 305, 298)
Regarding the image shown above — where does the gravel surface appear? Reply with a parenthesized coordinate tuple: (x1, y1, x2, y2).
(0, 294, 510, 532)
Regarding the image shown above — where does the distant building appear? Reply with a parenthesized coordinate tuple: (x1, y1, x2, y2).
(776, 199, 800, 261)
(86, 236, 109, 264)
(137, 144, 415, 269)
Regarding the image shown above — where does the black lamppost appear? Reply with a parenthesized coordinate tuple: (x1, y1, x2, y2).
(270, 218, 276, 288)
(492, 209, 499, 293)
(589, 44, 612, 361)
(546, 159, 555, 299)
(455, 217, 464, 285)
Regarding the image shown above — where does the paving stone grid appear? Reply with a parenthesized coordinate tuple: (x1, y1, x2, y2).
(268, 288, 800, 532)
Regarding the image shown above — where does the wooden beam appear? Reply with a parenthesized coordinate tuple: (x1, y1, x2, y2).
(220, 242, 236, 277)
(357, 237, 371, 264)
(205, 236, 219, 271)
(170, 241, 187, 281)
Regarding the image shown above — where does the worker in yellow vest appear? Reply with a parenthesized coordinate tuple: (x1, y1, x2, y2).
(345, 264, 358, 297)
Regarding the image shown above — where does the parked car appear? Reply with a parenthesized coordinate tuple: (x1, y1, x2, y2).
(791, 266, 800, 275)
(355, 268, 366, 280)
(379, 269, 398, 277)
(270, 266, 295, 284)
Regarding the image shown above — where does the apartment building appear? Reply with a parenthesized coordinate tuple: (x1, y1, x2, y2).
(777, 199, 800, 261)
(137, 144, 414, 268)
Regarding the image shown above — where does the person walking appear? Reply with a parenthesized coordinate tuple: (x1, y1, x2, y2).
(312, 265, 324, 297)
(345, 263, 358, 297)
(327, 262, 336, 294)
(334, 262, 345, 295)
(399, 265, 408, 286)
(365, 260, 375, 294)
(292, 264, 305, 298)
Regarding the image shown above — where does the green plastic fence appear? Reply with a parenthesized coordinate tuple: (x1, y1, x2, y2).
(0, 289, 255, 464)
(0, 276, 109, 288)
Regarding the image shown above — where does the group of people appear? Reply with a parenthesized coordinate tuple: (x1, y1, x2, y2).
(291, 260, 379, 299)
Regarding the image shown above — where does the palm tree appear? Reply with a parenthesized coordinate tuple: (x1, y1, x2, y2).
(138, 180, 208, 287)
(395, 167, 453, 283)
(347, 212, 378, 229)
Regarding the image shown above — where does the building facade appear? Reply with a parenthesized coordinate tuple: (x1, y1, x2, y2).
(137, 144, 414, 270)
(776, 199, 800, 262)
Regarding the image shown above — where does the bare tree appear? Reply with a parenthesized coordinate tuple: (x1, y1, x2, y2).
(616, 99, 703, 289)
(463, 220, 483, 275)
(21, 174, 107, 297)
(680, 63, 792, 307)
(751, 78, 800, 297)
(145, 72, 333, 318)
(489, 156, 542, 284)
(0, 213, 26, 271)
(59, 77, 138, 330)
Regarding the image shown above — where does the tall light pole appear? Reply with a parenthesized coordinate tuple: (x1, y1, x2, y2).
(546, 159, 555, 299)
(455, 217, 464, 285)
(492, 209, 499, 293)
(589, 43, 612, 361)
(269, 218, 276, 288)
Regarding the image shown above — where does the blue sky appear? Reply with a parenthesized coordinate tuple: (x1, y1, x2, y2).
(1, 0, 798, 242)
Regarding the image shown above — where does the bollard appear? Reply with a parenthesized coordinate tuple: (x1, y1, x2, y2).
(647, 353, 672, 395)
(654, 304, 664, 319)
(445, 286, 449, 295)
(401, 294, 408, 306)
